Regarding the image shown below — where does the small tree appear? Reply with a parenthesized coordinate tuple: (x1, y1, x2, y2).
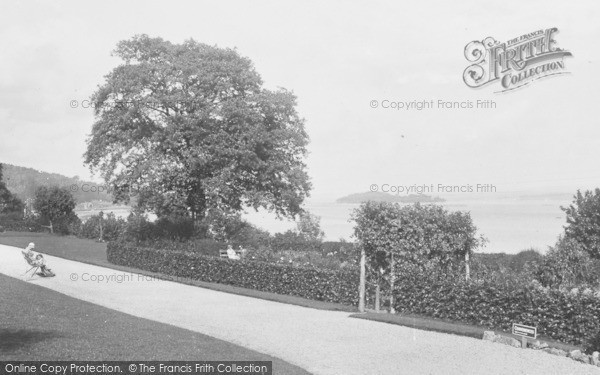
(352, 202, 485, 313)
(296, 211, 325, 242)
(33, 186, 77, 234)
(562, 189, 600, 259)
(352, 201, 402, 312)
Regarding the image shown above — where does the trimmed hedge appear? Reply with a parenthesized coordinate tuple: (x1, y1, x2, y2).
(394, 267, 600, 349)
(107, 241, 600, 350)
(107, 241, 360, 305)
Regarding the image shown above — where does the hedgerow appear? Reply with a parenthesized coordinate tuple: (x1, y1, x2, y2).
(107, 241, 360, 305)
(393, 262, 600, 350)
(107, 240, 600, 351)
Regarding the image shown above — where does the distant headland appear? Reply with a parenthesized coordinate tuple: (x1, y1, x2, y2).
(335, 191, 445, 204)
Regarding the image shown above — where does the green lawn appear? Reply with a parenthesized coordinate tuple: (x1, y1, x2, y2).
(0, 274, 311, 374)
(0, 231, 108, 265)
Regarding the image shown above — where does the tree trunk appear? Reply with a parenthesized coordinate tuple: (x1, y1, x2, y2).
(99, 216, 104, 242)
(389, 252, 396, 314)
(49, 220, 54, 234)
(465, 251, 470, 281)
(358, 247, 366, 313)
(375, 272, 381, 313)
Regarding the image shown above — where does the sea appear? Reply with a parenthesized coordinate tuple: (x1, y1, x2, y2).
(243, 195, 574, 255)
(75, 194, 574, 255)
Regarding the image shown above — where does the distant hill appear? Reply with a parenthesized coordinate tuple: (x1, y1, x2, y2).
(1, 163, 113, 204)
(336, 191, 445, 204)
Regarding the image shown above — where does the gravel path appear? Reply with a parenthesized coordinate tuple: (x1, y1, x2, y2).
(1, 244, 597, 375)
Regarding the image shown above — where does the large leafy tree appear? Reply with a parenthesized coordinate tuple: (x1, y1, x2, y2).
(84, 35, 311, 221)
(0, 163, 24, 214)
(562, 189, 600, 259)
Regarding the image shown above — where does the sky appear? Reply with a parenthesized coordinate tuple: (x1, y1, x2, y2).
(1, 0, 599, 203)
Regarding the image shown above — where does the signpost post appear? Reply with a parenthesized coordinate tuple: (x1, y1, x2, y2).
(512, 323, 537, 349)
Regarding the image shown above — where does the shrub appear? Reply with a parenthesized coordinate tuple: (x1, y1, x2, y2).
(122, 213, 156, 243)
(586, 330, 600, 354)
(136, 238, 227, 257)
(534, 237, 600, 289)
(393, 261, 600, 348)
(155, 215, 196, 241)
(510, 248, 543, 273)
(562, 188, 600, 259)
(78, 212, 126, 241)
(244, 246, 357, 271)
(0, 213, 44, 232)
(269, 230, 322, 252)
(49, 212, 81, 235)
(107, 241, 359, 305)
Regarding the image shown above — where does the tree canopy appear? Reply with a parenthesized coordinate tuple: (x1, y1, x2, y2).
(352, 201, 484, 268)
(0, 163, 24, 214)
(84, 35, 311, 221)
(562, 189, 600, 259)
(33, 186, 77, 233)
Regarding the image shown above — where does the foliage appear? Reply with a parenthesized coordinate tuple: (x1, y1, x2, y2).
(533, 237, 600, 289)
(393, 260, 600, 349)
(77, 212, 126, 241)
(33, 186, 78, 234)
(245, 242, 358, 271)
(107, 241, 359, 305)
(352, 202, 485, 272)
(269, 230, 322, 252)
(296, 211, 325, 242)
(122, 212, 156, 243)
(0, 212, 43, 232)
(154, 214, 196, 241)
(0, 163, 24, 214)
(84, 34, 311, 221)
(118, 212, 205, 243)
(202, 210, 269, 245)
(587, 331, 600, 354)
(136, 238, 227, 257)
(351, 201, 401, 272)
(474, 249, 544, 275)
(562, 188, 600, 259)
(510, 248, 544, 272)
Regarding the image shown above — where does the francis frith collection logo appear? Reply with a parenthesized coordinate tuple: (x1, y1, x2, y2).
(463, 28, 572, 92)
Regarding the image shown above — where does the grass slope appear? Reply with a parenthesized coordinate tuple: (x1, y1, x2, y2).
(0, 274, 311, 374)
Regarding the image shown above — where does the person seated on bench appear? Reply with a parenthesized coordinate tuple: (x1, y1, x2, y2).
(226, 245, 240, 260)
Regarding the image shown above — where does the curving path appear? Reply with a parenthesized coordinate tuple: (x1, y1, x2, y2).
(0, 244, 597, 375)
